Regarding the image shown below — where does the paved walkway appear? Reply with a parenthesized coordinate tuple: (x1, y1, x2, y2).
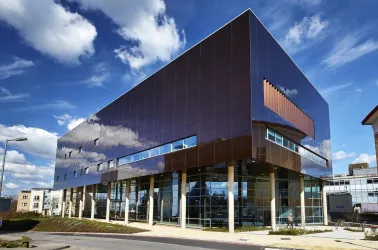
(93, 219, 377, 250)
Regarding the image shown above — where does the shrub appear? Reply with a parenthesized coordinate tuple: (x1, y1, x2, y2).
(0, 211, 42, 219)
(235, 226, 266, 232)
(269, 228, 332, 235)
(344, 227, 363, 232)
(365, 230, 378, 241)
(203, 227, 228, 232)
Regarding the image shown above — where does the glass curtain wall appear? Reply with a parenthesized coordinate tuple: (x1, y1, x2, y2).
(110, 181, 126, 220)
(83, 185, 92, 218)
(129, 178, 150, 221)
(153, 173, 181, 225)
(275, 168, 301, 225)
(95, 183, 108, 218)
(234, 163, 271, 227)
(304, 176, 323, 223)
(186, 165, 228, 228)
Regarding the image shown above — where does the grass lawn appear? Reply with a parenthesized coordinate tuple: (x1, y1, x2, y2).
(269, 228, 332, 235)
(0, 212, 147, 234)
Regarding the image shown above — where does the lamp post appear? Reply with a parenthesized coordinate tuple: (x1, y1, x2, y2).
(0, 137, 27, 197)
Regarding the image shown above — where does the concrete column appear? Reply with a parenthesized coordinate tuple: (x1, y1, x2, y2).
(79, 186, 84, 219)
(181, 169, 187, 229)
(228, 163, 234, 233)
(300, 175, 305, 228)
(82, 185, 86, 215)
(68, 188, 73, 218)
(149, 176, 154, 226)
(106, 182, 111, 222)
(91, 184, 96, 220)
(270, 171, 276, 231)
(322, 180, 328, 225)
(125, 181, 130, 224)
(61, 189, 66, 218)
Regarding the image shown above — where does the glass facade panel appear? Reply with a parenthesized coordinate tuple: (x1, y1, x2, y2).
(266, 127, 327, 167)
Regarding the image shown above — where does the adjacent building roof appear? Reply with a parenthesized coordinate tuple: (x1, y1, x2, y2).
(362, 105, 378, 125)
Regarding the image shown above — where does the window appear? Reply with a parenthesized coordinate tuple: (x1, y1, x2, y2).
(133, 153, 141, 161)
(94, 138, 99, 146)
(172, 140, 184, 151)
(117, 136, 197, 166)
(160, 144, 171, 154)
(275, 133, 283, 145)
(367, 179, 373, 184)
(97, 163, 103, 172)
(34, 196, 40, 201)
(22, 195, 28, 200)
(56, 176, 59, 182)
(78, 146, 83, 153)
(150, 147, 160, 157)
(65, 154, 67, 159)
(141, 150, 149, 159)
(73, 171, 77, 177)
(33, 203, 39, 209)
(265, 127, 327, 167)
(22, 203, 27, 207)
(184, 136, 196, 148)
(108, 160, 114, 169)
(64, 174, 67, 180)
(69, 151, 72, 158)
(80, 169, 83, 176)
(268, 129, 275, 141)
(84, 167, 89, 175)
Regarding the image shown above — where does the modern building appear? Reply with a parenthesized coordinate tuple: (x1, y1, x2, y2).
(362, 105, 378, 165)
(325, 165, 378, 213)
(53, 10, 332, 231)
(29, 188, 63, 216)
(16, 190, 31, 212)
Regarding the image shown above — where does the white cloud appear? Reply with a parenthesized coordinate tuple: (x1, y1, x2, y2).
(18, 100, 75, 111)
(81, 73, 109, 88)
(284, 15, 328, 54)
(53, 114, 86, 131)
(73, 0, 186, 70)
(352, 153, 377, 165)
(67, 118, 86, 131)
(5, 183, 19, 189)
(0, 87, 29, 102)
(319, 82, 353, 96)
(0, 0, 97, 64)
(0, 124, 58, 159)
(332, 151, 356, 161)
(322, 33, 378, 69)
(278, 86, 298, 98)
(0, 57, 34, 79)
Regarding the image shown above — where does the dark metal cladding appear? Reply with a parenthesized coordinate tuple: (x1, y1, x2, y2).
(53, 10, 332, 190)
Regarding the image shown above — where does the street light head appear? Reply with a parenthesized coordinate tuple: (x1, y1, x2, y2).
(13, 137, 27, 142)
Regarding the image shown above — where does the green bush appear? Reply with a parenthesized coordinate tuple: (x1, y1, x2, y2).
(344, 227, 363, 232)
(203, 225, 266, 232)
(235, 226, 266, 232)
(203, 227, 228, 232)
(365, 230, 378, 241)
(0, 211, 42, 219)
(269, 228, 332, 235)
(0, 236, 30, 248)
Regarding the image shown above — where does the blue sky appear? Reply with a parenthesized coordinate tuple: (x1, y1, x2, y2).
(0, 0, 377, 195)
